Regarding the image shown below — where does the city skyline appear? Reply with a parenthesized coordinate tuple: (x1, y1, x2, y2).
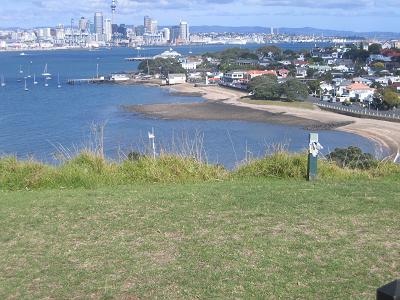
(0, 0, 399, 32)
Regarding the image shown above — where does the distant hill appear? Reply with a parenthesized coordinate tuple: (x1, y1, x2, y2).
(189, 26, 400, 39)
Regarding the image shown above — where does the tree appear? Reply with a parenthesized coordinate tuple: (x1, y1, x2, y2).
(318, 71, 333, 83)
(256, 46, 283, 59)
(306, 68, 316, 78)
(328, 146, 377, 170)
(248, 75, 281, 100)
(138, 58, 186, 75)
(382, 88, 400, 108)
(371, 62, 385, 70)
(307, 80, 321, 95)
(368, 43, 382, 55)
(343, 49, 370, 63)
(281, 79, 309, 101)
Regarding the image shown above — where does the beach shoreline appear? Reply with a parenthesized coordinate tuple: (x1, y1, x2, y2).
(126, 82, 400, 160)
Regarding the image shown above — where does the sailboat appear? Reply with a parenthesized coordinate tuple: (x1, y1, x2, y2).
(24, 79, 29, 91)
(42, 64, 52, 78)
(27, 64, 31, 78)
(33, 74, 38, 85)
(57, 73, 61, 88)
(19, 65, 23, 74)
(44, 77, 49, 87)
(1, 75, 5, 87)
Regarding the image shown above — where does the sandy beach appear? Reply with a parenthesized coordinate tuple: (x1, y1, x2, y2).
(126, 83, 400, 160)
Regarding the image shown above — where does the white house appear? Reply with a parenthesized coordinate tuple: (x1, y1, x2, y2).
(223, 71, 246, 83)
(374, 77, 390, 86)
(167, 73, 186, 85)
(344, 83, 375, 102)
(296, 67, 307, 78)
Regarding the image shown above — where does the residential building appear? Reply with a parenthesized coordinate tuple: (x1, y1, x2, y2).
(246, 70, 277, 79)
(296, 67, 307, 78)
(343, 83, 375, 102)
(223, 71, 246, 83)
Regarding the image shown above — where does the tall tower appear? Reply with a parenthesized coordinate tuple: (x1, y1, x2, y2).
(111, 0, 117, 25)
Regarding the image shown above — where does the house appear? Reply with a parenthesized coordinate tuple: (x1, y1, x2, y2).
(296, 67, 307, 78)
(352, 77, 373, 86)
(392, 82, 400, 92)
(320, 82, 335, 93)
(278, 69, 289, 78)
(309, 65, 332, 73)
(223, 71, 246, 83)
(278, 60, 292, 66)
(187, 72, 202, 80)
(344, 83, 375, 102)
(235, 59, 259, 67)
(369, 54, 392, 63)
(335, 59, 355, 69)
(246, 70, 277, 79)
(293, 60, 309, 67)
(382, 41, 393, 50)
(180, 57, 203, 70)
(166, 73, 186, 85)
(332, 65, 349, 72)
(374, 77, 390, 86)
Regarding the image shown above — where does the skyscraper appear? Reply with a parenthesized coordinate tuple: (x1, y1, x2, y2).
(170, 25, 180, 43)
(179, 21, 189, 41)
(104, 19, 112, 42)
(94, 12, 104, 35)
(162, 28, 170, 42)
(150, 20, 158, 34)
(144, 16, 152, 33)
(79, 17, 89, 32)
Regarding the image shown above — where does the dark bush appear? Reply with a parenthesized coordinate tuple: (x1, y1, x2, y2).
(327, 146, 378, 170)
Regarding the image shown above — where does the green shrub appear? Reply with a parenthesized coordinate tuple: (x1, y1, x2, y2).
(0, 151, 399, 191)
(327, 146, 378, 170)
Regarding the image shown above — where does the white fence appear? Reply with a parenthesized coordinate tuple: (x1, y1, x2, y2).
(317, 103, 400, 122)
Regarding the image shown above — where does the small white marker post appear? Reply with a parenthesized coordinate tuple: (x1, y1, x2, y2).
(308, 133, 323, 181)
(148, 128, 156, 159)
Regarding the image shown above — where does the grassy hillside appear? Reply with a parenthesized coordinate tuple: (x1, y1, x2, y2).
(1, 177, 399, 299)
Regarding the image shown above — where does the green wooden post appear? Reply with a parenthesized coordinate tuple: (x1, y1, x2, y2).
(307, 133, 319, 181)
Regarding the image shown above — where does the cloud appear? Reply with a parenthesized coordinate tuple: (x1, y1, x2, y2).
(0, 0, 398, 29)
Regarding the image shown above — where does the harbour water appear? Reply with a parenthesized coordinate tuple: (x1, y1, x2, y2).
(0, 44, 381, 168)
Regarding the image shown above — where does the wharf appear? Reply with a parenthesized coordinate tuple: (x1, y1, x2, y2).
(67, 78, 106, 85)
(125, 57, 153, 61)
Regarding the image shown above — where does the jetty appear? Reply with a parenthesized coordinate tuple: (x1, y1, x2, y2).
(67, 78, 106, 85)
(125, 57, 153, 61)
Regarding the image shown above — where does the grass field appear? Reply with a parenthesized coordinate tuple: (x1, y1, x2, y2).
(240, 98, 316, 110)
(1, 177, 399, 299)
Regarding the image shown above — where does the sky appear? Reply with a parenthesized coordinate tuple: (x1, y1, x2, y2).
(0, 0, 399, 32)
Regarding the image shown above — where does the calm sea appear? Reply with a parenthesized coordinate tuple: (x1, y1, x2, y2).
(0, 44, 381, 168)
